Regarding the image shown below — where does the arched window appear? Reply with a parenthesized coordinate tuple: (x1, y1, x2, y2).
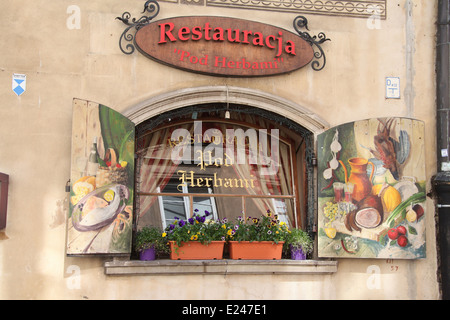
(134, 104, 315, 233)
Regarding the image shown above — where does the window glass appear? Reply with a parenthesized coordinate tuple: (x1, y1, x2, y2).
(135, 113, 304, 231)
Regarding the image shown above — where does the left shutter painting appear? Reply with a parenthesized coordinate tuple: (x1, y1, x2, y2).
(67, 98, 135, 255)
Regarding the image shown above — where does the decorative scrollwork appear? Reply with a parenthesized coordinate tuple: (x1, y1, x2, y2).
(116, 0, 161, 55)
(293, 16, 331, 71)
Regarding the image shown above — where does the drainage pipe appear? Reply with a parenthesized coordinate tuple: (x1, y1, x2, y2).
(437, 0, 450, 170)
(434, 0, 450, 300)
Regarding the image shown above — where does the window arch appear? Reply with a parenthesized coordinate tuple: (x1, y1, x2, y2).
(134, 103, 317, 234)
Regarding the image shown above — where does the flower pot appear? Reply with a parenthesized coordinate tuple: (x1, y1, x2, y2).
(229, 241, 284, 260)
(139, 247, 156, 261)
(169, 241, 225, 260)
(290, 245, 306, 260)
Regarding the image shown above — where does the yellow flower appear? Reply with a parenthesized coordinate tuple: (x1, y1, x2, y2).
(227, 229, 232, 236)
(190, 235, 198, 241)
(222, 224, 226, 229)
(162, 232, 167, 238)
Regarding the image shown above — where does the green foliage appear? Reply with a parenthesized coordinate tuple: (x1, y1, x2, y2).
(165, 210, 229, 247)
(163, 209, 310, 258)
(99, 105, 134, 154)
(229, 211, 290, 243)
(135, 226, 170, 254)
(98, 104, 135, 199)
(284, 228, 313, 254)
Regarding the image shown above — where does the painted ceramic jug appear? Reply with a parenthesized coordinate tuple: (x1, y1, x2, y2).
(339, 158, 374, 202)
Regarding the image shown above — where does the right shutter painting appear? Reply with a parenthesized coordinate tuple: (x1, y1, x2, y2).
(317, 117, 426, 259)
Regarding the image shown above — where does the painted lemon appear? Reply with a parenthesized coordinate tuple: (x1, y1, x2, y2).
(104, 189, 115, 202)
(325, 227, 337, 239)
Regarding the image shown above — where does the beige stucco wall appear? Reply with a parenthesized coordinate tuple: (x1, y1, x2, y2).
(0, 0, 440, 299)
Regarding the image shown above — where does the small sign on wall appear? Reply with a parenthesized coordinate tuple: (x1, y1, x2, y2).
(386, 77, 400, 99)
(12, 73, 26, 96)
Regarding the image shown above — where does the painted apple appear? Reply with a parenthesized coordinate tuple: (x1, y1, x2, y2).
(388, 228, 399, 240)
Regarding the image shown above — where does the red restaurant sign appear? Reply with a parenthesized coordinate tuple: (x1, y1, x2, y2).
(134, 16, 315, 77)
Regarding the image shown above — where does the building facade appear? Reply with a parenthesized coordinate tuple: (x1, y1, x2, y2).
(0, 0, 442, 299)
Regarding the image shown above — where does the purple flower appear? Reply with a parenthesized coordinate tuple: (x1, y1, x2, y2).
(234, 224, 239, 230)
(196, 215, 206, 223)
(169, 224, 175, 230)
(178, 219, 186, 227)
(194, 208, 199, 213)
(188, 217, 195, 225)
(204, 210, 210, 216)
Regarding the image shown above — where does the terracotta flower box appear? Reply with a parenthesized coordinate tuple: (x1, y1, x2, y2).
(169, 241, 225, 260)
(229, 241, 284, 260)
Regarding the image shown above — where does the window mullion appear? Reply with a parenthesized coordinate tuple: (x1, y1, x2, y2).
(182, 185, 191, 218)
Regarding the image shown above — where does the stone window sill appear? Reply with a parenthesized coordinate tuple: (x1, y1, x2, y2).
(104, 259, 338, 276)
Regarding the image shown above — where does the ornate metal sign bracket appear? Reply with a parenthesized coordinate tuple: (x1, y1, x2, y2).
(116, 0, 161, 55)
(293, 16, 331, 71)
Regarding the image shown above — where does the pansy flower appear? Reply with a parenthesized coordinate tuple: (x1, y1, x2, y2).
(196, 215, 206, 223)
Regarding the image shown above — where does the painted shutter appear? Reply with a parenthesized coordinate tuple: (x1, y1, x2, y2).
(67, 99, 135, 255)
(317, 117, 426, 259)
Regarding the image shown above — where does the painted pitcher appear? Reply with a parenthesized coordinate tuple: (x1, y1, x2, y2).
(339, 158, 375, 202)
